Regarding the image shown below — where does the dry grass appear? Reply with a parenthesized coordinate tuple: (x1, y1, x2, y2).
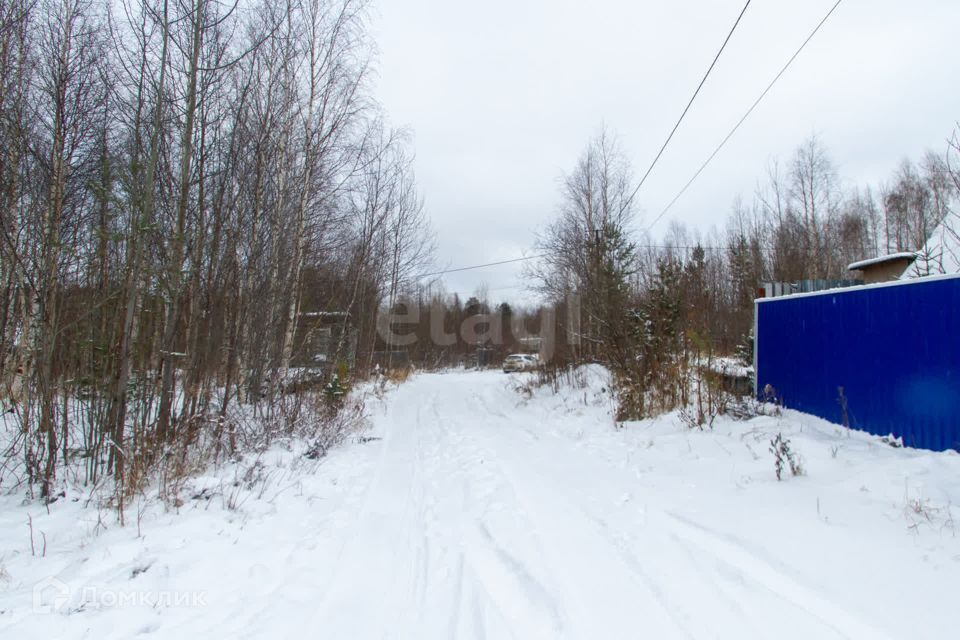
(385, 368, 412, 384)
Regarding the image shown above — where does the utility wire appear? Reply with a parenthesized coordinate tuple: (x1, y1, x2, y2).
(413, 0, 848, 286)
(646, 0, 845, 232)
(415, 244, 726, 281)
(413, 2, 843, 283)
(416, 255, 549, 280)
(622, 0, 753, 213)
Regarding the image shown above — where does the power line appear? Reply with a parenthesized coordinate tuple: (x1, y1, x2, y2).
(415, 244, 727, 281)
(647, 0, 845, 233)
(416, 255, 549, 280)
(450, 284, 527, 295)
(412, 2, 842, 286)
(623, 0, 753, 213)
(414, 2, 842, 283)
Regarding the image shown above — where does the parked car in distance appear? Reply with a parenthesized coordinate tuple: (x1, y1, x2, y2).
(502, 353, 539, 373)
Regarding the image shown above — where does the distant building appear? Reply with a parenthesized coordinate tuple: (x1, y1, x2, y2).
(847, 252, 917, 284)
(293, 311, 355, 369)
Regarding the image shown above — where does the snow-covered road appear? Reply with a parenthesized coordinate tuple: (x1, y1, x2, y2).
(310, 371, 899, 640)
(3, 369, 960, 639)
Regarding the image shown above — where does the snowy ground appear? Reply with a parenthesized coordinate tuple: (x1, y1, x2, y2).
(2, 368, 959, 639)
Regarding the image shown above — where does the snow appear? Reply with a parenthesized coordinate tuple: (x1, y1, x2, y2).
(902, 216, 960, 278)
(704, 356, 753, 379)
(847, 251, 917, 272)
(2, 369, 960, 639)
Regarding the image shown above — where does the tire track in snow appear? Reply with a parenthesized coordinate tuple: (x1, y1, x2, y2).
(463, 387, 698, 639)
(308, 388, 433, 636)
(462, 522, 565, 639)
(487, 416, 755, 638)
(480, 376, 898, 639)
(470, 379, 886, 639)
(315, 377, 566, 638)
(420, 386, 570, 638)
(663, 511, 896, 640)
(311, 371, 901, 638)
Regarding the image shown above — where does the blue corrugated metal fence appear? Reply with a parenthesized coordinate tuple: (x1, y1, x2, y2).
(755, 275, 960, 451)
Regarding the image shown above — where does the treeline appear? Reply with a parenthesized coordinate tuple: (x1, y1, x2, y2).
(0, 0, 432, 498)
(645, 133, 959, 350)
(372, 291, 546, 369)
(529, 127, 960, 419)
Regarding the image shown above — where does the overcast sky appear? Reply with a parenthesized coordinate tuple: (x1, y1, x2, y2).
(370, 0, 960, 304)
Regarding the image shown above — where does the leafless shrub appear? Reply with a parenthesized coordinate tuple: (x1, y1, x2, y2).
(303, 394, 367, 461)
(906, 496, 938, 522)
(770, 433, 804, 481)
(902, 480, 957, 536)
(679, 360, 732, 429)
(510, 364, 589, 401)
(679, 405, 716, 431)
(512, 377, 535, 401)
(902, 496, 953, 536)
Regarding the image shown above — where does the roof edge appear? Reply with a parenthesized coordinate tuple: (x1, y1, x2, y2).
(847, 251, 917, 271)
